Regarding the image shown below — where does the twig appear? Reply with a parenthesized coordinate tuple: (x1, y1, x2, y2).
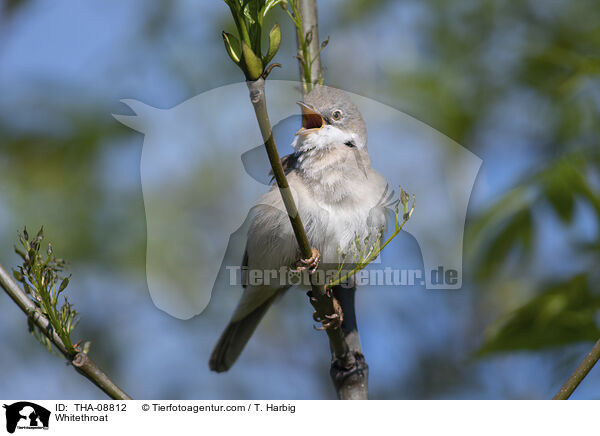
(285, 0, 327, 95)
(297, 0, 321, 79)
(297, 0, 323, 93)
(553, 338, 600, 399)
(292, 0, 369, 400)
(289, 0, 368, 400)
(246, 78, 352, 366)
(327, 192, 415, 289)
(0, 263, 132, 400)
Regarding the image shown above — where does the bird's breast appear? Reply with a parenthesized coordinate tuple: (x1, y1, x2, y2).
(300, 186, 386, 265)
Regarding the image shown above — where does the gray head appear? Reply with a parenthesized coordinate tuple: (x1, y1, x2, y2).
(295, 86, 368, 152)
(291, 86, 372, 184)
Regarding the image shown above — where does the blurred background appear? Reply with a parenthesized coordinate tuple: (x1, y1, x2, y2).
(1, 0, 599, 399)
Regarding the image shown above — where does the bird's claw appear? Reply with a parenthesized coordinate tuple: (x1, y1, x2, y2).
(294, 247, 320, 274)
(313, 298, 343, 330)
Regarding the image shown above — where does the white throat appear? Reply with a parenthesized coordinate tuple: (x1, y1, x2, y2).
(291, 126, 371, 205)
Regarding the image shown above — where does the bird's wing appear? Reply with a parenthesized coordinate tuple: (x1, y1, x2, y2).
(268, 151, 302, 181)
(376, 182, 396, 210)
(241, 247, 249, 288)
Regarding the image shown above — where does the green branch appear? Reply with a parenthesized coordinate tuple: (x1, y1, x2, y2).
(246, 78, 351, 365)
(283, 0, 328, 96)
(13, 227, 79, 352)
(0, 228, 131, 400)
(222, 0, 283, 80)
(327, 189, 415, 289)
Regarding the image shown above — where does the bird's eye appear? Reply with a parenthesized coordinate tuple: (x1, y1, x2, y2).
(331, 110, 342, 121)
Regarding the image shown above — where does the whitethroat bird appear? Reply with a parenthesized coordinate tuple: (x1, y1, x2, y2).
(210, 86, 390, 372)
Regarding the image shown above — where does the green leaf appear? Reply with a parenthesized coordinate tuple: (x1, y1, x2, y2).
(474, 208, 534, 281)
(478, 274, 600, 355)
(58, 275, 71, 295)
(539, 157, 581, 223)
(14, 247, 26, 261)
(263, 23, 281, 64)
(222, 0, 238, 9)
(35, 226, 44, 243)
(27, 248, 37, 264)
(305, 29, 313, 45)
(241, 40, 263, 80)
(544, 180, 575, 223)
(222, 31, 241, 64)
(242, 0, 258, 24)
(261, 0, 284, 19)
(82, 341, 91, 354)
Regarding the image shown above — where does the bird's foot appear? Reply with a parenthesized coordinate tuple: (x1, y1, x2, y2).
(312, 297, 343, 330)
(294, 247, 321, 274)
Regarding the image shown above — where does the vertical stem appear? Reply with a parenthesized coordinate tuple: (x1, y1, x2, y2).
(227, 3, 251, 46)
(246, 79, 351, 362)
(292, 0, 369, 399)
(246, 79, 312, 259)
(297, 0, 322, 96)
(331, 284, 368, 399)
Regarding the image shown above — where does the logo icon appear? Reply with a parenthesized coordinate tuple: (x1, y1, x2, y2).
(3, 402, 50, 434)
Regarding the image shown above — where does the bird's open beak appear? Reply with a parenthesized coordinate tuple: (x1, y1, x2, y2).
(296, 101, 325, 136)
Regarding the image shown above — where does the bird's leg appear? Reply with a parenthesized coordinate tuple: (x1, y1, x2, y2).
(312, 295, 344, 330)
(299, 248, 342, 330)
(294, 247, 321, 274)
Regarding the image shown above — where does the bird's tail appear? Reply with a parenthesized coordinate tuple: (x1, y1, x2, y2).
(209, 293, 279, 373)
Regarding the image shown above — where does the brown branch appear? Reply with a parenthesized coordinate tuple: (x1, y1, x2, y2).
(292, 0, 368, 400)
(0, 263, 132, 400)
(331, 283, 368, 399)
(553, 338, 600, 399)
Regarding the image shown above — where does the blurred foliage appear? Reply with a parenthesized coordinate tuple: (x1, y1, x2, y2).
(1, 0, 30, 17)
(470, 152, 600, 353)
(469, 151, 600, 281)
(479, 274, 600, 354)
(1, 0, 600, 398)
(0, 107, 147, 271)
(452, 1, 600, 354)
(350, 0, 600, 357)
